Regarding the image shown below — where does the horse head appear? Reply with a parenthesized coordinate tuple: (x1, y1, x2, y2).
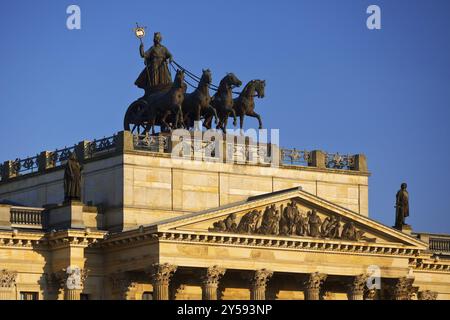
(224, 72, 242, 88)
(201, 69, 212, 86)
(255, 80, 266, 98)
(173, 69, 185, 88)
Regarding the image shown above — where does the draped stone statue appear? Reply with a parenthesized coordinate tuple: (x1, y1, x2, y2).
(64, 153, 82, 202)
(395, 183, 409, 229)
(308, 210, 321, 237)
(258, 205, 280, 235)
(135, 32, 173, 93)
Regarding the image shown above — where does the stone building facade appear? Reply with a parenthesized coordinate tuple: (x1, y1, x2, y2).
(0, 131, 449, 300)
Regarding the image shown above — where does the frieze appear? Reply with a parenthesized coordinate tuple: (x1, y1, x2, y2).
(209, 201, 376, 243)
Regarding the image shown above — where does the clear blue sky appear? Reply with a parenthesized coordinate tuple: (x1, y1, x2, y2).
(1, 0, 449, 233)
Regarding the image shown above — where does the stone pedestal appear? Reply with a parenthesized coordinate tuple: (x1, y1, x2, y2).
(47, 201, 93, 230)
(303, 272, 327, 300)
(202, 266, 225, 300)
(310, 151, 326, 169)
(399, 224, 412, 235)
(250, 269, 273, 300)
(149, 263, 177, 300)
(0, 204, 12, 230)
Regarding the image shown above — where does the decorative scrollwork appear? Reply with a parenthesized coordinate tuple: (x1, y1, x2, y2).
(9, 155, 40, 176)
(133, 134, 168, 152)
(85, 135, 117, 158)
(281, 148, 311, 166)
(326, 153, 355, 170)
(48, 146, 76, 168)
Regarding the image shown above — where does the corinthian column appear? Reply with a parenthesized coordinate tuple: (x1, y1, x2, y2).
(54, 266, 88, 300)
(149, 263, 177, 300)
(250, 269, 273, 300)
(304, 272, 327, 300)
(347, 274, 368, 300)
(392, 277, 416, 300)
(202, 266, 226, 300)
(0, 269, 17, 300)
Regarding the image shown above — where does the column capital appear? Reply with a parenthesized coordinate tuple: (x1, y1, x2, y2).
(347, 274, 369, 300)
(304, 272, 327, 290)
(202, 266, 226, 286)
(52, 266, 89, 291)
(393, 277, 417, 300)
(149, 263, 177, 286)
(0, 269, 17, 289)
(418, 290, 438, 300)
(251, 269, 273, 289)
(349, 274, 368, 294)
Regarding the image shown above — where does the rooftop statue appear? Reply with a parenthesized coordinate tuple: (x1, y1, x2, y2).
(64, 153, 82, 202)
(395, 183, 410, 230)
(125, 25, 265, 134)
(135, 32, 173, 94)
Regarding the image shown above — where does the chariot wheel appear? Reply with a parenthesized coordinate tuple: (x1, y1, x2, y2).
(123, 99, 152, 135)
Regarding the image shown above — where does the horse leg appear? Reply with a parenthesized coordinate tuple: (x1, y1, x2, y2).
(248, 111, 263, 129)
(240, 114, 244, 134)
(161, 111, 172, 132)
(150, 117, 156, 135)
(210, 106, 219, 125)
(231, 108, 237, 127)
(223, 112, 229, 134)
(178, 105, 185, 129)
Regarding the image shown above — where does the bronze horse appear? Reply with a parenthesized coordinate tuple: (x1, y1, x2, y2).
(232, 79, 266, 130)
(206, 73, 242, 133)
(182, 69, 218, 130)
(124, 69, 186, 134)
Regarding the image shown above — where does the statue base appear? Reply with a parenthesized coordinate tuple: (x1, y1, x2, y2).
(46, 201, 101, 231)
(394, 224, 412, 235)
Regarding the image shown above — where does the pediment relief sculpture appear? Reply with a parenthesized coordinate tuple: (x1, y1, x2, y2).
(209, 200, 376, 243)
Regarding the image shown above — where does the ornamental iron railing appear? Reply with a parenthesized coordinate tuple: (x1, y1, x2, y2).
(84, 135, 117, 159)
(1, 132, 364, 182)
(281, 148, 311, 166)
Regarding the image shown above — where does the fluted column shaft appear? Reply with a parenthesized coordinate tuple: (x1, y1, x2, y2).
(304, 288, 322, 300)
(250, 269, 273, 300)
(0, 289, 15, 300)
(64, 289, 81, 300)
(203, 284, 219, 300)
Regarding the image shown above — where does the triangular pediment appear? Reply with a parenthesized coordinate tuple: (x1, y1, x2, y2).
(154, 187, 426, 249)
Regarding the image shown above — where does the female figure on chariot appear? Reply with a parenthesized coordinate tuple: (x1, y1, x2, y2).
(135, 32, 173, 92)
